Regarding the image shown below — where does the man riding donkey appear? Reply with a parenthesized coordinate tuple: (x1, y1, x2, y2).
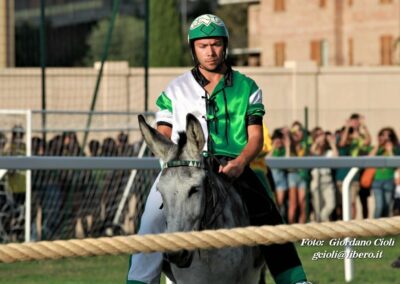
(126, 14, 308, 284)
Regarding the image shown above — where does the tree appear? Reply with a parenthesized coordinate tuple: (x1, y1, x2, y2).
(149, 0, 184, 67)
(215, 4, 248, 49)
(84, 16, 144, 67)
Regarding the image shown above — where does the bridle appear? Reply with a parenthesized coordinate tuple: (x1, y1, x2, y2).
(162, 160, 203, 169)
(161, 153, 227, 169)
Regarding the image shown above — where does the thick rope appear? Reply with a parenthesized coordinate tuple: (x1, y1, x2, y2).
(1, 217, 399, 263)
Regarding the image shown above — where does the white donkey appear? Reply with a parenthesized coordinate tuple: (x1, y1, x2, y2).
(138, 114, 264, 284)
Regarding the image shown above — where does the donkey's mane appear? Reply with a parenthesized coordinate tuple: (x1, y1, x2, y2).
(177, 132, 187, 150)
(201, 160, 246, 229)
(173, 131, 187, 160)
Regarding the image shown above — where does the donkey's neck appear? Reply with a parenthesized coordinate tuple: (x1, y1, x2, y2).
(203, 173, 249, 229)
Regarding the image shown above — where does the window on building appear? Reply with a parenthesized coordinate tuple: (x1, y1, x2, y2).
(320, 0, 327, 8)
(380, 35, 393, 65)
(274, 0, 285, 12)
(274, 42, 286, 66)
(380, 0, 393, 4)
(310, 40, 322, 66)
(248, 55, 261, 67)
(348, 38, 354, 65)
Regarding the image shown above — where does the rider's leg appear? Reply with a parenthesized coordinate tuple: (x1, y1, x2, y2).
(126, 173, 166, 284)
(234, 166, 308, 284)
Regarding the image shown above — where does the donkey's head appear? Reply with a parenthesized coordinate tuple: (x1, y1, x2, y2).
(138, 114, 206, 234)
(139, 114, 207, 268)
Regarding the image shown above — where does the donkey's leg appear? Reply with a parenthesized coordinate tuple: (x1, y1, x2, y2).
(127, 173, 166, 284)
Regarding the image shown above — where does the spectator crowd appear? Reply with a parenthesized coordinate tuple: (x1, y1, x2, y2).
(0, 127, 146, 242)
(266, 113, 400, 224)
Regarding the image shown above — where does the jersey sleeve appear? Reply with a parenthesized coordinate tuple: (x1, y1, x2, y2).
(155, 92, 173, 127)
(246, 83, 265, 125)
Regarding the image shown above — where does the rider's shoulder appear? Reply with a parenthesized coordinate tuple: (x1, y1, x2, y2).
(165, 71, 195, 91)
(232, 69, 259, 89)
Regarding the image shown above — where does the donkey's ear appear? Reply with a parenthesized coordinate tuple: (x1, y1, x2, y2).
(138, 115, 175, 161)
(185, 114, 205, 156)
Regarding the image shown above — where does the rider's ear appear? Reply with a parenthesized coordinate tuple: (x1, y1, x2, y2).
(138, 115, 175, 161)
(185, 114, 205, 157)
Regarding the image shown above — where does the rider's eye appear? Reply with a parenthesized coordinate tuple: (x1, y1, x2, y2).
(188, 186, 199, 197)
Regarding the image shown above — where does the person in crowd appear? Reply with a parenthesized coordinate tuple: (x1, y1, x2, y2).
(348, 113, 372, 219)
(32, 136, 45, 156)
(127, 14, 307, 284)
(30, 136, 46, 240)
(268, 128, 289, 219)
(46, 134, 63, 156)
(309, 128, 337, 222)
(6, 125, 27, 191)
(391, 170, 400, 269)
(6, 125, 27, 241)
(341, 113, 371, 149)
(101, 137, 118, 156)
(0, 131, 9, 240)
(61, 131, 81, 156)
(88, 139, 101, 157)
(335, 114, 371, 219)
(393, 170, 400, 216)
(368, 127, 400, 218)
(286, 122, 310, 224)
(117, 132, 134, 156)
(0, 132, 8, 155)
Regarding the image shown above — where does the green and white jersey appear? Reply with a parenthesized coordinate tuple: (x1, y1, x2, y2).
(156, 66, 265, 158)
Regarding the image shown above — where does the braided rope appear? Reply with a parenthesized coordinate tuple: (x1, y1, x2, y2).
(1, 217, 399, 263)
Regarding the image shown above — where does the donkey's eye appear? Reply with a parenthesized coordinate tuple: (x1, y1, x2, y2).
(188, 186, 199, 197)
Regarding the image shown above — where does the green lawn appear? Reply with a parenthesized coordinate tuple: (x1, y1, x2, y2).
(1, 236, 399, 283)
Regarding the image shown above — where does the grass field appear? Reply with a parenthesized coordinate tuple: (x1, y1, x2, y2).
(1, 236, 399, 284)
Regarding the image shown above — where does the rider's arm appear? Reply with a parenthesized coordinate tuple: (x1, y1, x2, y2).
(155, 91, 173, 139)
(157, 124, 172, 139)
(237, 124, 264, 165)
(219, 124, 263, 178)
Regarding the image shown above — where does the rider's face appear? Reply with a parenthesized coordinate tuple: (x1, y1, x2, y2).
(193, 38, 225, 71)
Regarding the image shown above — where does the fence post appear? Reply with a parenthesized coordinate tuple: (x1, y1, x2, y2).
(342, 167, 359, 282)
(25, 110, 32, 242)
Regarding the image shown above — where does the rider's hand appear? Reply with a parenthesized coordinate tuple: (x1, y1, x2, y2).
(218, 157, 245, 178)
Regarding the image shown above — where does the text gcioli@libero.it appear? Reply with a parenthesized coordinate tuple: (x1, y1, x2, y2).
(300, 237, 395, 261)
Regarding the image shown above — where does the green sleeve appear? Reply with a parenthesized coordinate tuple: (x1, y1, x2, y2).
(156, 92, 172, 112)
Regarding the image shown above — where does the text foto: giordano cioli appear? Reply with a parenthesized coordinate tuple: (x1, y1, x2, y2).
(300, 237, 396, 247)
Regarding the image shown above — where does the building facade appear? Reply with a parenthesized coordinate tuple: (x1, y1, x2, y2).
(248, 0, 400, 66)
(0, 0, 15, 67)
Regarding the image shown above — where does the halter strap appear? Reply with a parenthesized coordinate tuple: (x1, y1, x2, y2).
(163, 160, 202, 169)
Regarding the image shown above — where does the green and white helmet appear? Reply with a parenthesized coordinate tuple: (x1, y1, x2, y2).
(188, 14, 229, 62)
(188, 14, 229, 43)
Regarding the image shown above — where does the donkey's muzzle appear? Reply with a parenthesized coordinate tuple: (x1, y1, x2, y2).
(165, 250, 194, 268)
